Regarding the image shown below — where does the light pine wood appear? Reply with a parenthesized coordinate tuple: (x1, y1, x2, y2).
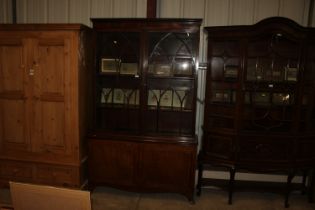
(0, 24, 92, 188)
(0, 38, 30, 153)
(10, 182, 91, 210)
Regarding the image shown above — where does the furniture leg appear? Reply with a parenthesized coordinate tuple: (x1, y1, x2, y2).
(301, 169, 308, 195)
(228, 167, 236, 205)
(196, 162, 204, 196)
(308, 168, 315, 203)
(285, 170, 295, 208)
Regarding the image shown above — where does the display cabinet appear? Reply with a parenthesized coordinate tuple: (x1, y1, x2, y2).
(197, 17, 315, 207)
(88, 18, 201, 201)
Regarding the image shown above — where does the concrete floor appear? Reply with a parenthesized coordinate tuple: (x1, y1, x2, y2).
(1, 186, 315, 210)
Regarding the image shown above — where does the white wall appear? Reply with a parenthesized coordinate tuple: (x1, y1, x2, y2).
(0, 0, 312, 26)
(0, 0, 314, 183)
(0, 0, 147, 26)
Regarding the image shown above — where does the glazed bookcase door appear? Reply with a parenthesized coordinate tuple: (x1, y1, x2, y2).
(300, 40, 315, 133)
(242, 33, 302, 132)
(145, 32, 198, 135)
(206, 39, 241, 132)
(0, 37, 31, 154)
(95, 32, 141, 132)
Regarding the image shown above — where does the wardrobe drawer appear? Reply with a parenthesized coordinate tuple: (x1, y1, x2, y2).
(35, 165, 77, 187)
(0, 162, 33, 181)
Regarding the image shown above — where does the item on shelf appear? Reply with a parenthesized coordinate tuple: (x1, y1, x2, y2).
(101, 58, 120, 73)
(284, 67, 298, 82)
(224, 65, 238, 79)
(173, 90, 187, 108)
(100, 88, 113, 103)
(120, 63, 138, 75)
(152, 63, 173, 76)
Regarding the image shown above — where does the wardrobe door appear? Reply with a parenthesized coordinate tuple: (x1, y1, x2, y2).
(31, 33, 75, 162)
(0, 37, 31, 156)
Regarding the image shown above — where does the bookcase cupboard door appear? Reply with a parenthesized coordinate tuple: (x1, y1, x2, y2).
(0, 38, 31, 155)
(139, 142, 196, 199)
(88, 139, 138, 188)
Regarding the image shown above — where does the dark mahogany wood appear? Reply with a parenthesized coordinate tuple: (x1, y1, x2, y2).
(198, 17, 315, 207)
(88, 18, 202, 202)
(147, 0, 157, 18)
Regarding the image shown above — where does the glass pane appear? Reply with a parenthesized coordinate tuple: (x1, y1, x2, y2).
(147, 89, 192, 110)
(98, 32, 140, 76)
(247, 33, 300, 82)
(148, 32, 198, 77)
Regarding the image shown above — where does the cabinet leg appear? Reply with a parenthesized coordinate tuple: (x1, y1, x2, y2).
(228, 167, 236, 205)
(301, 169, 308, 195)
(308, 168, 315, 203)
(196, 163, 204, 196)
(285, 170, 295, 208)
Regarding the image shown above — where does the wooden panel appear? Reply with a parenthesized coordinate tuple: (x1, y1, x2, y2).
(140, 142, 196, 200)
(204, 0, 230, 26)
(238, 136, 292, 165)
(140, 143, 194, 188)
(0, 40, 29, 153)
(88, 139, 138, 188)
(229, 0, 255, 25)
(0, 100, 27, 149)
(37, 43, 65, 95)
(0, 161, 33, 182)
(32, 35, 72, 157)
(254, 0, 280, 22)
(0, 43, 25, 93)
(47, 0, 69, 23)
(40, 102, 66, 151)
(159, 0, 183, 18)
(35, 165, 77, 187)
